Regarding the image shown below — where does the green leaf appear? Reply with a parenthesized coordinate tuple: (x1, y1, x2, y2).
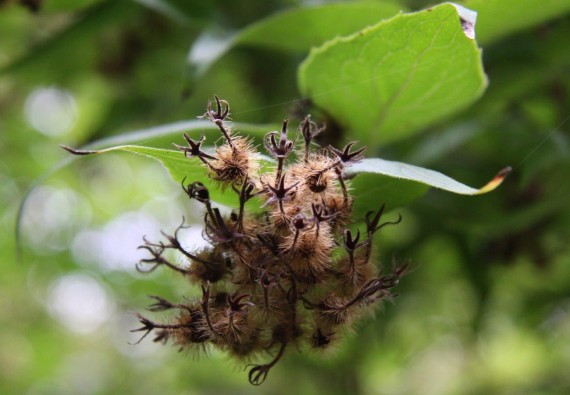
(64, 145, 272, 210)
(298, 3, 487, 146)
(236, 2, 405, 52)
(188, 1, 405, 77)
(350, 174, 429, 218)
(461, 0, 570, 45)
(16, 120, 274, 253)
(347, 158, 511, 217)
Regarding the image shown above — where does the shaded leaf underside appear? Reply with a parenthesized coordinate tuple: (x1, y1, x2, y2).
(188, 2, 406, 77)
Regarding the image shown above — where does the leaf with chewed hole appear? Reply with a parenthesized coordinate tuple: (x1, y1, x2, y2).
(298, 3, 487, 146)
(461, 0, 570, 45)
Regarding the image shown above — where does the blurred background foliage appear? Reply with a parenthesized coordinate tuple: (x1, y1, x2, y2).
(1, 0, 570, 394)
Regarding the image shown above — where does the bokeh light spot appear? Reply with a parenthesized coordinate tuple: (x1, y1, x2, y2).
(24, 86, 78, 137)
(47, 273, 114, 335)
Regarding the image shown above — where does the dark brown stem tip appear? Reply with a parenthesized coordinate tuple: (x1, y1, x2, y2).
(60, 145, 99, 156)
(329, 142, 366, 164)
(497, 166, 513, 178)
(247, 364, 270, 385)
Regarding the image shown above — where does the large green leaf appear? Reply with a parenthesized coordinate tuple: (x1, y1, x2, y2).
(461, 0, 570, 45)
(298, 3, 487, 146)
(188, 1, 405, 77)
(347, 158, 511, 218)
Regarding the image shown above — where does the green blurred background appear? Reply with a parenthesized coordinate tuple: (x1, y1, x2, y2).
(1, 0, 569, 394)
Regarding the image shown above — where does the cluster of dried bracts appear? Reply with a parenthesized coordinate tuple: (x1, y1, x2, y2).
(133, 97, 406, 385)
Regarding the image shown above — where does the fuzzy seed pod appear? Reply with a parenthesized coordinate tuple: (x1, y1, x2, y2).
(211, 137, 258, 185)
(133, 97, 404, 385)
(289, 152, 337, 195)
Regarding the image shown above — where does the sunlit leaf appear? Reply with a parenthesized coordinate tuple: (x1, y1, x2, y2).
(347, 158, 511, 217)
(298, 3, 487, 146)
(16, 121, 275, 252)
(59, 145, 273, 210)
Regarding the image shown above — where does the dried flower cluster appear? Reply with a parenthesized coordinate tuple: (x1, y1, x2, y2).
(133, 97, 406, 385)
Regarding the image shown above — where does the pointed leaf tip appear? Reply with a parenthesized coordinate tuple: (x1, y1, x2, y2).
(60, 145, 99, 156)
(475, 166, 512, 195)
(346, 158, 511, 197)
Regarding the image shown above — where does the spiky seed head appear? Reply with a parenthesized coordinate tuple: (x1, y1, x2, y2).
(132, 97, 404, 385)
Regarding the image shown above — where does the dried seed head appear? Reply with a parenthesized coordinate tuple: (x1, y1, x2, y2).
(282, 223, 334, 283)
(185, 249, 227, 284)
(288, 153, 337, 194)
(336, 253, 375, 292)
(299, 115, 325, 158)
(329, 142, 366, 165)
(311, 328, 335, 350)
(183, 180, 210, 203)
(174, 307, 211, 345)
(292, 213, 308, 230)
(211, 137, 258, 185)
(174, 133, 217, 163)
(318, 295, 354, 326)
(264, 120, 296, 160)
(132, 97, 404, 385)
(203, 96, 230, 122)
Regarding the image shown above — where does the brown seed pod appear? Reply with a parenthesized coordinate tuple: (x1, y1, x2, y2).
(210, 137, 258, 185)
(133, 96, 404, 386)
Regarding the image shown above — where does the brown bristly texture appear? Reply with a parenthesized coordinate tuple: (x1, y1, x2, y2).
(210, 137, 258, 185)
(133, 96, 406, 385)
